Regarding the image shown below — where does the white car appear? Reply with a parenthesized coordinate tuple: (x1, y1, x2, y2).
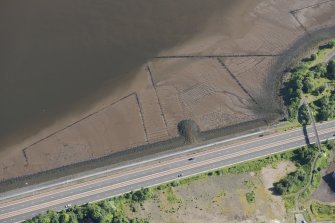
(65, 204, 72, 208)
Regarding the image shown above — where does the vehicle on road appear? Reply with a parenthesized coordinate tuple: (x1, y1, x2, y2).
(188, 157, 195, 161)
(65, 204, 72, 208)
(178, 174, 183, 177)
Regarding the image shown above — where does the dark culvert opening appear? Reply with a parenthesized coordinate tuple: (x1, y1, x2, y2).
(177, 120, 200, 144)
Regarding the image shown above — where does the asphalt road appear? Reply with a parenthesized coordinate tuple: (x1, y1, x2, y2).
(1, 121, 335, 223)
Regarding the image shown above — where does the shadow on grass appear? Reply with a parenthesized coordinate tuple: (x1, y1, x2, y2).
(269, 186, 282, 196)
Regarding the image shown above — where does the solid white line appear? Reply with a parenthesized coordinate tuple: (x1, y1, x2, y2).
(0, 129, 267, 201)
(0, 123, 330, 212)
(2, 126, 334, 211)
(2, 133, 334, 220)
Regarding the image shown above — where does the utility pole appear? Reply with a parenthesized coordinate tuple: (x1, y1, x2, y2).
(294, 97, 323, 219)
(303, 97, 322, 152)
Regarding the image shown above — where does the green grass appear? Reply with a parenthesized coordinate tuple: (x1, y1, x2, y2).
(219, 152, 293, 175)
(311, 200, 335, 221)
(165, 187, 180, 204)
(158, 186, 182, 213)
(314, 44, 334, 65)
(305, 77, 332, 103)
(283, 195, 296, 210)
(275, 120, 302, 133)
(178, 174, 207, 186)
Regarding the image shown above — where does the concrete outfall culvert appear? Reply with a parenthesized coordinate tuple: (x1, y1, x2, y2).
(177, 120, 201, 144)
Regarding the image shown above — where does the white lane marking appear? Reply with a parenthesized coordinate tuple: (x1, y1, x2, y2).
(5, 127, 334, 209)
(1, 128, 269, 201)
(2, 126, 335, 219)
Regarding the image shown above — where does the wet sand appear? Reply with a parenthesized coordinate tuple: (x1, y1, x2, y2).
(1, 0, 335, 182)
(0, 0, 243, 152)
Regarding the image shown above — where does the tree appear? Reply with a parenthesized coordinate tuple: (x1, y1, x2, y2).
(59, 212, 70, 223)
(310, 53, 317, 61)
(330, 92, 335, 102)
(46, 210, 59, 223)
(302, 77, 315, 93)
(298, 104, 310, 125)
(314, 96, 329, 108)
(296, 169, 306, 181)
(313, 89, 320, 96)
(100, 213, 114, 223)
(296, 89, 303, 98)
(294, 146, 315, 164)
(35, 214, 51, 223)
(287, 97, 300, 120)
(318, 85, 326, 94)
(124, 192, 131, 199)
(67, 212, 78, 223)
(87, 203, 104, 222)
(318, 109, 331, 121)
(314, 70, 321, 78)
(327, 60, 335, 80)
(273, 167, 307, 195)
(314, 96, 334, 121)
(72, 206, 85, 221)
(307, 72, 315, 79)
(311, 63, 327, 77)
(274, 183, 286, 195)
(99, 200, 114, 213)
(112, 215, 129, 223)
(314, 96, 329, 105)
(291, 63, 309, 73)
(130, 188, 151, 203)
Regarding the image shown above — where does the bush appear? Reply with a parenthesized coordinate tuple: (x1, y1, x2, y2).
(131, 188, 151, 202)
(273, 168, 307, 195)
(327, 140, 335, 150)
(328, 40, 335, 48)
(246, 191, 255, 203)
(311, 201, 335, 220)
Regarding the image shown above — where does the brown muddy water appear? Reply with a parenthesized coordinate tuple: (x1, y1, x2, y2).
(0, 0, 256, 152)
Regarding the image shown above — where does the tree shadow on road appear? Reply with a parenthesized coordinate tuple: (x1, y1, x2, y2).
(302, 125, 310, 146)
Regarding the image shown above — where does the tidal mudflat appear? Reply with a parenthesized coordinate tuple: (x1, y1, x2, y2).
(1, 0, 335, 182)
